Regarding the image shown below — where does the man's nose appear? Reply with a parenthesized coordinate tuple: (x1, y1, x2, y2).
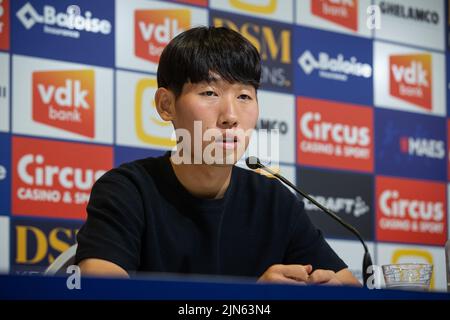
(218, 98, 238, 128)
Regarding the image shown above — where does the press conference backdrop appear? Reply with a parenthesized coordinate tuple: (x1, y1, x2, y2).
(0, 0, 449, 291)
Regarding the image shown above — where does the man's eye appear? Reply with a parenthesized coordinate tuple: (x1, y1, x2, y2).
(200, 91, 216, 97)
(238, 94, 252, 100)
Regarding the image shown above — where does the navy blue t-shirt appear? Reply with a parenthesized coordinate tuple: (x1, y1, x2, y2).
(75, 153, 347, 278)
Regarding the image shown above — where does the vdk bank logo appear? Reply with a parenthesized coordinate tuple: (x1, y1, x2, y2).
(134, 9, 190, 64)
(0, 0, 10, 50)
(311, 0, 358, 31)
(16, 2, 112, 38)
(32, 69, 95, 138)
(390, 54, 432, 111)
(135, 78, 176, 148)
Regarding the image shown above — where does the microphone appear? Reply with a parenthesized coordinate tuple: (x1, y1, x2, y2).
(245, 156, 373, 286)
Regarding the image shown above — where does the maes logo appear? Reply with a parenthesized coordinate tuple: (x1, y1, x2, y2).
(33, 69, 95, 138)
(311, 0, 358, 31)
(16, 2, 111, 38)
(298, 50, 372, 81)
(390, 54, 432, 111)
(399, 136, 445, 159)
(135, 9, 190, 64)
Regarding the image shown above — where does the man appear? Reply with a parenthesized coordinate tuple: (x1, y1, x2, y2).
(75, 26, 360, 286)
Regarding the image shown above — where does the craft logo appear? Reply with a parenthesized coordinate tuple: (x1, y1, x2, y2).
(212, 11, 292, 92)
(311, 0, 358, 31)
(0, 0, 9, 50)
(376, 176, 447, 245)
(399, 136, 445, 159)
(12, 136, 113, 220)
(298, 50, 372, 81)
(298, 168, 373, 240)
(134, 9, 190, 64)
(32, 69, 95, 138)
(229, 0, 277, 14)
(390, 54, 432, 111)
(12, 218, 81, 273)
(379, 1, 439, 25)
(15, 2, 112, 38)
(135, 78, 176, 148)
(297, 97, 373, 172)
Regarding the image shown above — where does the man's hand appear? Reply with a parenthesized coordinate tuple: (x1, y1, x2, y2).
(258, 265, 361, 286)
(257, 264, 313, 284)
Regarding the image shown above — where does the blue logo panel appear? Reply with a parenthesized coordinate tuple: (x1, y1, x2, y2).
(115, 146, 166, 168)
(375, 108, 446, 181)
(12, 0, 114, 67)
(11, 217, 83, 274)
(293, 26, 373, 106)
(0, 132, 10, 215)
(210, 10, 293, 93)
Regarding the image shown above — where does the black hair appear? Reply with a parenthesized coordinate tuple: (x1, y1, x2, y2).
(157, 26, 261, 97)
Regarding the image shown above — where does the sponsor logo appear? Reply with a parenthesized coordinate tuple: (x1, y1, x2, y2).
(16, 2, 111, 38)
(390, 54, 432, 111)
(256, 118, 288, 135)
(12, 218, 81, 273)
(135, 78, 176, 148)
(304, 195, 369, 218)
(0, 0, 10, 50)
(298, 167, 374, 240)
(376, 176, 447, 245)
(391, 248, 435, 288)
(229, 0, 277, 14)
(297, 97, 373, 172)
(212, 11, 292, 92)
(12, 136, 113, 220)
(379, 1, 439, 25)
(311, 0, 358, 31)
(298, 50, 372, 81)
(171, 0, 207, 6)
(134, 9, 190, 64)
(399, 136, 445, 159)
(32, 69, 95, 138)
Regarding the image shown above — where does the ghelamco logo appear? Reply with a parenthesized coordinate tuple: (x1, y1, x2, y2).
(16, 2, 111, 38)
(298, 50, 372, 82)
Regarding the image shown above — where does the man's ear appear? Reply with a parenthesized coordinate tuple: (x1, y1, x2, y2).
(155, 87, 176, 121)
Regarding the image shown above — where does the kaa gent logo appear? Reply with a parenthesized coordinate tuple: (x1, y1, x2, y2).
(16, 2, 111, 37)
(32, 69, 95, 138)
(298, 50, 372, 81)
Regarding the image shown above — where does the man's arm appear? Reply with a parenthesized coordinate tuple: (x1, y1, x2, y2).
(78, 258, 129, 278)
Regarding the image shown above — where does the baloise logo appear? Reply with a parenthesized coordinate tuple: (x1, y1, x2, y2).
(16, 2, 111, 38)
(298, 50, 372, 81)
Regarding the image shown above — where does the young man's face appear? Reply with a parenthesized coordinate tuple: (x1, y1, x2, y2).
(172, 77, 259, 165)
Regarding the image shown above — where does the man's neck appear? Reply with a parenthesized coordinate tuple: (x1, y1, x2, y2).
(169, 157, 233, 199)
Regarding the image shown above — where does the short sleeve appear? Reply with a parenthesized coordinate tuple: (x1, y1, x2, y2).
(283, 197, 348, 273)
(75, 168, 145, 272)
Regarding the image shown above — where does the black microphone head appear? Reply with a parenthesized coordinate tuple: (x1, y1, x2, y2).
(245, 156, 262, 170)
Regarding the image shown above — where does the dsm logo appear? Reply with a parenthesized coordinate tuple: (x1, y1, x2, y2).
(12, 217, 81, 274)
(211, 10, 292, 93)
(32, 69, 95, 138)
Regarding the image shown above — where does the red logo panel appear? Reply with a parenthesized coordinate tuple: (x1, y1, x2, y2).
(12, 136, 113, 220)
(297, 96, 373, 172)
(376, 176, 447, 246)
(311, 0, 358, 31)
